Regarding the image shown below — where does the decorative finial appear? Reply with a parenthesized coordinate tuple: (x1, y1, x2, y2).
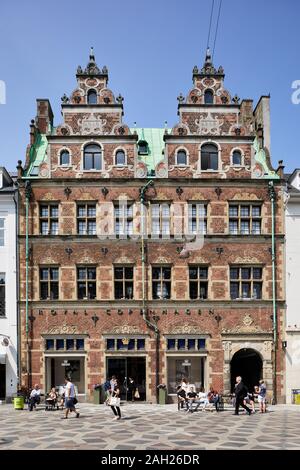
(89, 46, 95, 62)
(177, 93, 185, 104)
(205, 47, 212, 64)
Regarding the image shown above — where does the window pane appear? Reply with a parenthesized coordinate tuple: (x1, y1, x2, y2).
(240, 206, 250, 217)
(199, 268, 208, 279)
(232, 151, 242, 165)
(66, 339, 74, 350)
(252, 220, 261, 234)
(199, 283, 208, 299)
(210, 153, 218, 170)
(40, 268, 49, 280)
(56, 339, 64, 350)
(60, 151, 70, 165)
(230, 268, 239, 280)
(114, 267, 123, 279)
(87, 90, 97, 104)
(40, 206, 48, 217)
(46, 339, 54, 350)
(40, 283, 48, 300)
(87, 282, 96, 299)
(87, 268, 96, 279)
(137, 339, 145, 350)
(78, 282, 86, 299)
(87, 221, 96, 235)
(167, 339, 176, 350)
(115, 282, 123, 299)
(177, 150, 187, 165)
(253, 282, 262, 299)
(253, 267, 262, 279)
(152, 268, 160, 279)
(50, 268, 59, 280)
(198, 339, 206, 349)
(87, 205, 96, 217)
(76, 339, 84, 350)
(241, 282, 251, 298)
(116, 150, 125, 165)
(0, 219, 4, 228)
(229, 220, 238, 234)
(229, 206, 238, 217)
(117, 339, 127, 350)
(162, 219, 170, 234)
(78, 205, 86, 217)
(163, 267, 171, 279)
(125, 267, 133, 279)
(127, 339, 135, 350)
(188, 339, 196, 350)
(190, 282, 198, 299)
(50, 283, 59, 300)
(240, 220, 250, 235)
(94, 154, 102, 170)
(78, 268, 86, 280)
(178, 339, 186, 350)
(50, 221, 58, 235)
(84, 154, 93, 170)
(107, 339, 115, 350)
(162, 282, 171, 299)
(151, 205, 159, 217)
(241, 268, 251, 279)
(189, 267, 198, 279)
(230, 282, 239, 299)
(50, 206, 58, 217)
(204, 90, 214, 104)
(252, 206, 261, 217)
(78, 221, 86, 235)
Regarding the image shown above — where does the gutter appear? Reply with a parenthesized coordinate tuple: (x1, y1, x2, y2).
(13, 187, 20, 393)
(140, 180, 160, 403)
(25, 181, 32, 391)
(268, 180, 277, 404)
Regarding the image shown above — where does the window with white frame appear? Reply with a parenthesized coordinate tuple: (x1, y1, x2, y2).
(114, 203, 133, 236)
(188, 203, 207, 234)
(176, 149, 187, 165)
(151, 203, 170, 236)
(39, 204, 59, 235)
(60, 150, 70, 166)
(115, 150, 126, 166)
(232, 150, 242, 166)
(77, 203, 96, 235)
(0, 218, 4, 246)
(152, 266, 171, 299)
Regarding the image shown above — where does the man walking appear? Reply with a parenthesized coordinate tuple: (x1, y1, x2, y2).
(234, 376, 251, 415)
(61, 377, 79, 419)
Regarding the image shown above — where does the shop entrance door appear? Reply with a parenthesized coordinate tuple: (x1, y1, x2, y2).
(106, 357, 146, 401)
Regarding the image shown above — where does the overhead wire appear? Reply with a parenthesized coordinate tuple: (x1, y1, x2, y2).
(212, 0, 223, 60)
(206, 0, 215, 50)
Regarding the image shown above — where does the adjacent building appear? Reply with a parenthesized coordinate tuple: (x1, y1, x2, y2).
(285, 169, 300, 403)
(0, 167, 18, 400)
(17, 49, 286, 403)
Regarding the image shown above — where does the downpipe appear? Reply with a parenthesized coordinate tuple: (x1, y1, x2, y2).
(268, 181, 277, 404)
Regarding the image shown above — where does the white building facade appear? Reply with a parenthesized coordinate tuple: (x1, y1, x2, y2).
(0, 167, 18, 400)
(285, 169, 300, 403)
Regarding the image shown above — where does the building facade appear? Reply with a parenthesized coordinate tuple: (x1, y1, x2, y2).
(17, 49, 286, 403)
(285, 169, 300, 403)
(0, 167, 18, 400)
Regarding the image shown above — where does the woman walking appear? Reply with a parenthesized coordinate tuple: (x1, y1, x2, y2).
(109, 377, 121, 420)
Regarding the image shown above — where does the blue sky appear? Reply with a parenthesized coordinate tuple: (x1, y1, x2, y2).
(0, 0, 299, 172)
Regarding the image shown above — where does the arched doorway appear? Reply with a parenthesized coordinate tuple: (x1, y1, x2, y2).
(230, 348, 262, 393)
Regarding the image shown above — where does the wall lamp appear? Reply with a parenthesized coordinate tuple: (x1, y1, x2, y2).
(101, 247, 108, 255)
(101, 187, 109, 198)
(176, 187, 183, 197)
(215, 247, 224, 256)
(65, 247, 73, 257)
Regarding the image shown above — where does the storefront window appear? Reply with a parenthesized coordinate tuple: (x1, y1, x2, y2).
(66, 339, 74, 350)
(167, 356, 205, 394)
(106, 338, 145, 351)
(166, 338, 206, 351)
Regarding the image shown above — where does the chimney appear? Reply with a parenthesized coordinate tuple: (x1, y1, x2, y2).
(276, 160, 285, 178)
(36, 99, 54, 134)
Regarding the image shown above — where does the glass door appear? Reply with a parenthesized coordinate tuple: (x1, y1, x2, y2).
(106, 358, 127, 400)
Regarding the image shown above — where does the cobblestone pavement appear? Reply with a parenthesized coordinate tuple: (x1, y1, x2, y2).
(0, 403, 299, 450)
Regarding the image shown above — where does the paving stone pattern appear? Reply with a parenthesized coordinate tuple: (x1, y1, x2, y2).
(0, 403, 299, 450)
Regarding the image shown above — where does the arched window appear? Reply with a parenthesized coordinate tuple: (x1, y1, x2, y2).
(115, 150, 126, 165)
(232, 150, 242, 166)
(87, 89, 97, 105)
(176, 149, 187, 165)
(138, 140, 148, 155)
(204, 89, 214, 104)
(201, 143, 218, 171)
(60, 150, 70, 166)
(83, 144, 102, 170)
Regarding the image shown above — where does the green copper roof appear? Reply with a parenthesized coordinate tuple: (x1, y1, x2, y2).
(25, 133, 48, 177)
(130, 128, 169, 174)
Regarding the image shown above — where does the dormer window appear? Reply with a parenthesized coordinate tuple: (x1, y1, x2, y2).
(115, 150, 126, 166)
(176, 149, 187, 166)
(138, 140, 148, 155)
(204, 89, 214, 104)
(60, 150, 70, 166)
(87, 89, 97, 105)
(232, 150, 242, 166)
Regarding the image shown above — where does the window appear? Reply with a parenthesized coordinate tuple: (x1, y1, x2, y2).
(152, 266, 171, 299)
(114, 266, 134, 299)
(114, 203, 133, 236)
(230, 266, 263, 299)
(138, 140, 148, 155)
(77, 267, 96, 299)
(83, 144, 102, 170)
(87, 89, 97, 104)
(167, 338, 206, 350)
(105, 338, 145, 351)
(201, 144, 218, 170)
(115, 150, 126, 165)
(189, 266, 208, 300)
(45, 338, 85, 351)
(176, 150, 187, 165)
(0, 218, 4, 246)
(151, 204, 170, 236)
(204, 89, 214, 104)
(60, 150, 70, 166)
(40, 204, 59, 235)
(229, 204, 261, 235)
(40, 267, 59, 300)
(188, 203, 207, 234)
(232, 150, 242, 166)
(77, 203, 96, 235)
(0, 273, 5, 316)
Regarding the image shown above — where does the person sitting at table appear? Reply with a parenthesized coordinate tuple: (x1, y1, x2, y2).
(45, 388, 58, 409)
(28, 384, 41, 411)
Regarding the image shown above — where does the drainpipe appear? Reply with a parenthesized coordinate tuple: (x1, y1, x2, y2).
(140, 180, 160, 403)
(268, 180, 277, 404)
(25, 181, 32, 391)
(13, 188, 20, 393)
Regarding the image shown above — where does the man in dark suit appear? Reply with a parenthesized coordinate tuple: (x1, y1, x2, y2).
(234, 376, 252, 415)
